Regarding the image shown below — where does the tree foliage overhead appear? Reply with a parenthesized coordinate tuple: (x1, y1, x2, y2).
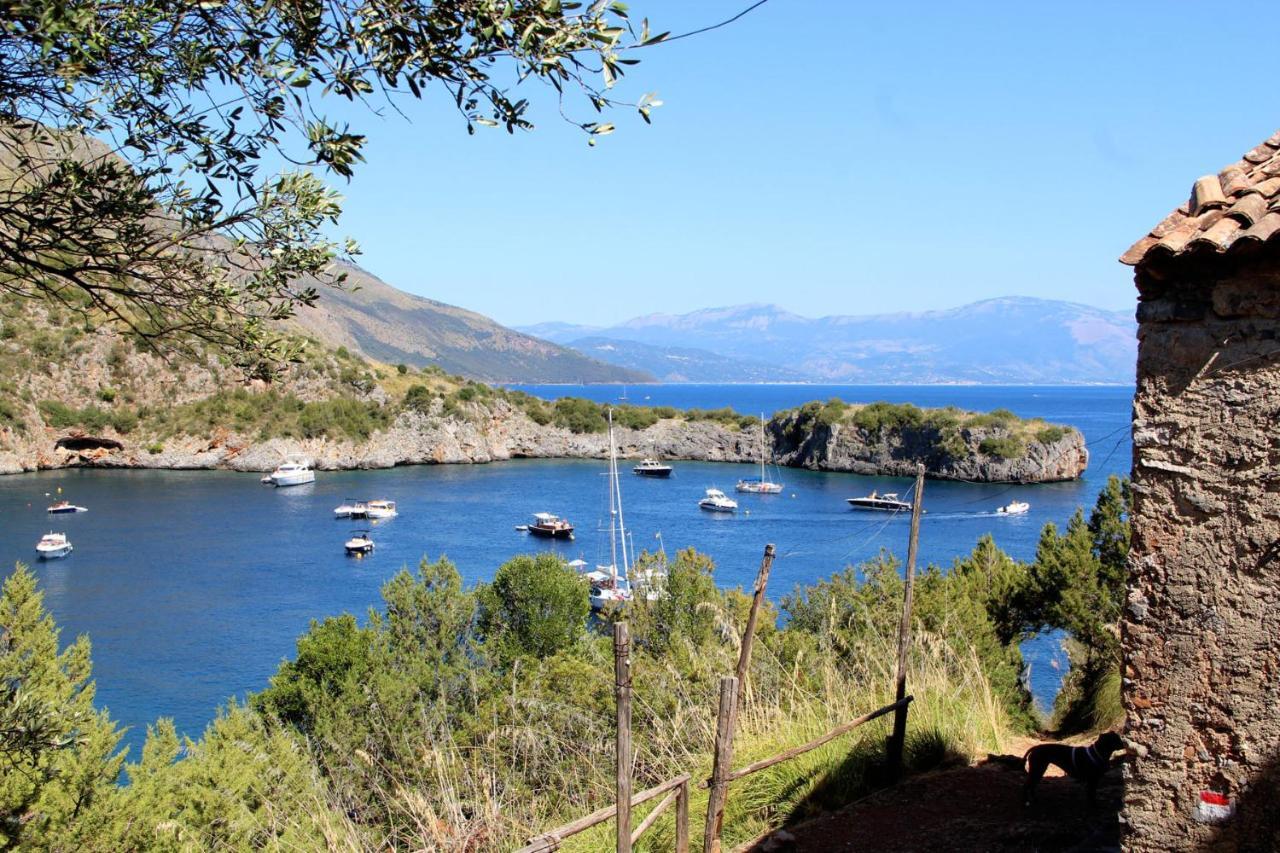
(0, 0, 662, 374)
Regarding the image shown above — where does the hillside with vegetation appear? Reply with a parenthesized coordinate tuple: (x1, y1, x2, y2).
(0, 297, 1086, 482)
(0, 478, 1127, 849)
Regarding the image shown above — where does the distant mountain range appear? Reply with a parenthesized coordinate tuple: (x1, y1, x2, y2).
(518, 297, 1136, 384)
(290, 263, 648, 383)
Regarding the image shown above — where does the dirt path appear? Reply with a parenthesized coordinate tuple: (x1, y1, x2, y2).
(743, 738, 1121, 853)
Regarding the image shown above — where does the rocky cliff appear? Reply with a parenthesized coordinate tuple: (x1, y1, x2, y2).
(0, 396, 1087, 484)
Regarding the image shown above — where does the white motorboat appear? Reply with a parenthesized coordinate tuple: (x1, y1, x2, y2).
(365, 500, 397, 520)
(46, 500, 87, 514)
(699, 488, 738, 513)
(633, 458, 673, 478)
(268, 461, 315, 487)
(344, 530, 374, 555)
(997, 500, 1030, 515)
(846, 491, 914, 512)
(333, 499, 367, 518)
(737, 414, 783, 494)
(36, 532, 73, 559)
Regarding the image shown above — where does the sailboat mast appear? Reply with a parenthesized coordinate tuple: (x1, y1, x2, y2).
(614, 415, 629, 579)
(607, 410, 618, 577)
(760, 414, 766, 482)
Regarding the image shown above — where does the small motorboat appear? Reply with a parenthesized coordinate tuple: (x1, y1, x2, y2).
(267, 461, 315, 487)
(526, 512, 575, 540)
(846, 491, 914, 512)
(333, 499, 367, 518)
(36, 532, 73, 559)
(46, 500, 87, 514)
(997, 500, 1031, 515)
(344, 530, 374, 555)
(633, 459, 673, 478)
(699, 488, 738, 513)
(365, 500, 397, 520)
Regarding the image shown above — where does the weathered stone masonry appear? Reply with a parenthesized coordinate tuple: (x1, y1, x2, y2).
(1124, 153, 1280, 849)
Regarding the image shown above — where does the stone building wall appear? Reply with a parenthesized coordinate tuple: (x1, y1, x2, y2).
(1125, 249, 1280, 851)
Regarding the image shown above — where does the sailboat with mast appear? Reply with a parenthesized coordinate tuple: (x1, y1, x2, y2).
(584, 410, 662, 610)
(736, 414, 784, 494)
(585, 410, 632, 610)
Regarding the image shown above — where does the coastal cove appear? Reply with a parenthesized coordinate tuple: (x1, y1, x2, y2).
(0, 385, 1132, 758)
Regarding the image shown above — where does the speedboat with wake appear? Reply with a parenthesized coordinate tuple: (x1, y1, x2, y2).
(997, 500, 1030, 515)
(846, 491, 915, 512)
(36, 532, 73, 559)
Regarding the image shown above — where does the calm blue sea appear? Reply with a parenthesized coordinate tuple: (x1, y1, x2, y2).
(0, 385, 1132, 755)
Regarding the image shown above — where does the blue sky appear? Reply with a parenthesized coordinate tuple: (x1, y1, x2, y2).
(324, 1, 1280, 327)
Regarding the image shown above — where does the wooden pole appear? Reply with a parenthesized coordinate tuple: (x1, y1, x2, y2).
(703, 676, 738, 853)
(734, 543, 775, 709)
(675, 778, 690, 853)
(888, 465, 925, 780)
(615, 622, 632, 853)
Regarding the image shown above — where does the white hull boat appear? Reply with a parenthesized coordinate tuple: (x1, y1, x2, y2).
(846, 491, 914, 512)
(344, 530, 375, 555)
(737, 415, 783, 494)
(699, 488, 738, 513)
(997, 500, 1030, 515)
(365, 500, 397, 520)
(46, 501, 87, 514)
(268, 462, 315, 487)
(36, 532, 73, 559)
(334, 499, 367, 518)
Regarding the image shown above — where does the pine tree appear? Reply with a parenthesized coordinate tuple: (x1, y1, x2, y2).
(0, 564, 122, 849)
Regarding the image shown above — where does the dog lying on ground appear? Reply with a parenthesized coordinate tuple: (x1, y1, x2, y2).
(1023, 731, 1125, 806)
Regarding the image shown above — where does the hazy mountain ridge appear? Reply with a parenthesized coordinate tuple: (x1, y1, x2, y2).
(291, 263, 649, 383)
(520, 297, 1136, 384)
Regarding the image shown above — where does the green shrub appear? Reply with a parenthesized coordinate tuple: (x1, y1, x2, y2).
(0, 397, 24, 432)
(613, 405, 659, 431)
(1036, 425, 1067, 444)
(147, 442, 164, 455)
(110, 409, 138, 434)
(968, 408, 1017, 429)
(396, 363, 408, 375)
(552, 397, 608, 433)
(852, 401, 924, 433)
(403, 384, 435, 414)
(978, 436, 1025, 459)
(97, 388, 116, 403)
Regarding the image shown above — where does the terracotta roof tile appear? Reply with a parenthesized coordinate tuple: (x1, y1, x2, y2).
(1122, 128, 1280, 265)
(1227, 193, 1268, 226)
(1240, 211, 1280, 243)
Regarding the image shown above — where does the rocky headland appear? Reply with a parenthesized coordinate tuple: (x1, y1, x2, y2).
(0, 396, 1087, 483)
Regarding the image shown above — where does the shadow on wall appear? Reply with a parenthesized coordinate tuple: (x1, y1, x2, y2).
(1194, 750, 1280, 853)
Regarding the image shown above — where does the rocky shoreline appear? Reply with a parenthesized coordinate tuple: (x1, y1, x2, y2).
(0, 399, 1089, 483)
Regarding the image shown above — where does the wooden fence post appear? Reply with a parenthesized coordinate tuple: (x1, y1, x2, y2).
(675, 777, 690, 853)
(887, 465, 925, 781)
(734, 543, 775, 709)
(703, 676, 738, 853)
(615, 622, 632, 853)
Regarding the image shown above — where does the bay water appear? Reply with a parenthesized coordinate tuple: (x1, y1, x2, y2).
(0, 384, 1132, 755)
